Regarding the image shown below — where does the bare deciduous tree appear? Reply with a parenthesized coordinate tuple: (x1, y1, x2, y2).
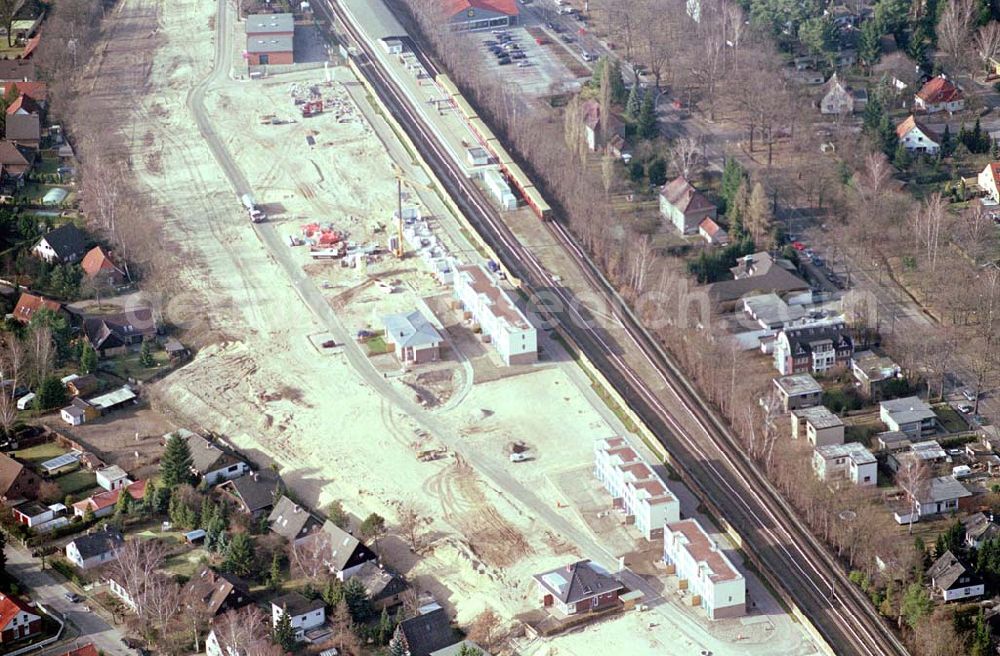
(288, 530, 332, 580)
(937, 0, 977, 70)
(896, 455, 930, 534)
(397, 501, 426, 553)
(466, 608, 504, 652)
(110, 538, 166, 618)
(670, 137, 702, 179)
(212, 606, 283, 656)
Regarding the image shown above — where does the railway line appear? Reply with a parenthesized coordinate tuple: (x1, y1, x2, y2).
(316, 2, 910, 655)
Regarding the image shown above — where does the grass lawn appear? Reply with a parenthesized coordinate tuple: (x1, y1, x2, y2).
(98, 350, 171, 382)
(365, 334, 390, 356)
(13, 442, 68, 466)
(17, 182, 74, 205)
(55, 470, 97, 496)
(934, 404, 969, 433)
(163, 547, 208, 578)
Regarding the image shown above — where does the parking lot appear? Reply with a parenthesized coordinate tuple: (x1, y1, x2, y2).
(478, 25, 585, 97)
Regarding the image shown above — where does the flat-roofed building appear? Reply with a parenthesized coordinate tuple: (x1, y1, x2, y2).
(791, 405, 844, 446)
(245, 13, 294, 66)
(813, 442, 877, 486)
(663, 519, 745, 620)
(773, 373, 823, 412)
(593, 437, 679, 540)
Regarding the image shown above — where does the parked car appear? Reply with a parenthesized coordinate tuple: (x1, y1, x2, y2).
(561, 35, 575, 43)
(64, 592, 83, 603)
(498, 58, 512, 65)
(581, 51, 596, 61)
(510, 452, 530, 462)
(511, 52, 526, 59)
(959, 404, 974, 414)
(963, 388, 979, 402)
(483, 40, 497, 46)
(517, 61, 533, 67)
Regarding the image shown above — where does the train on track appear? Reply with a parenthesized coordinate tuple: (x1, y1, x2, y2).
(435, 73, 552, 221)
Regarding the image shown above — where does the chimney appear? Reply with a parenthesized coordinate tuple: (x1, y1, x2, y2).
(293, 505, 300, 514)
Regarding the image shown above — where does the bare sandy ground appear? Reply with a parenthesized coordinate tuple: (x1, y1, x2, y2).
(80, 0, 823, 653)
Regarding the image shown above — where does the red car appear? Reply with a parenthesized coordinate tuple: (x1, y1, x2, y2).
(792, 241, 806, 251)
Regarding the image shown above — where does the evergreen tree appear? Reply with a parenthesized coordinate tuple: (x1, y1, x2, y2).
(376, 606, 394, 645)
(0, 530, 6, 574)
(608, 59, 626, 105)
(876, 111, 898, 157)
(83, 506, 95, 524)
(941, 124, 953, 156)
(267, 552, 282, 590)
(893, 142, 912, 170)
(387, 634, 406, 656)
(646, 158, 667, 187)
(974, 118, 987, 153)
(323, 578, 345, 607)
(625, 84, 642, 119)
(344, 577, 373, 623)
(858, 19, 882, 69)
(719, 157, 746, 213)
(272, 608, 296, 651)
(80, 341, 97, 375)
(637, 92, 657, 139)
(992, 137, 999, 160)
(900, 582, 933, 629)
(224, 532, 255, 578)
(160, 432, 194, 488)
(33, 376, 66, 411)
(205, 515, 226, 552)
(325, 500, 350, 530)
(972, 609, 992, 656)
(139, 340, 154, 367)
(114, 488, 131, 517)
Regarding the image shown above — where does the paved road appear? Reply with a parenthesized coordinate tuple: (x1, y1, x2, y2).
(4, 544, 129, 656)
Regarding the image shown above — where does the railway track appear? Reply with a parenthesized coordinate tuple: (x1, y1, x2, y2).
(317, 3, 910, 655)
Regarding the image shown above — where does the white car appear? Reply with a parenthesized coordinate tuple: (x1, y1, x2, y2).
(509, 452, 530, 462)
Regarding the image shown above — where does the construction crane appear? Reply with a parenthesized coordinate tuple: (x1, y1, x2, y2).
(390, 163, 433, 259)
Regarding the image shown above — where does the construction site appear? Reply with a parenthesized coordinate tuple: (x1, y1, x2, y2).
(67, 0, 825, 653)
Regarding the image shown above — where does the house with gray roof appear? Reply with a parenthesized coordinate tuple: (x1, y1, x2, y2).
(382, 310, 443, 365)
(927, 550, 983, 602)
(899, 475, 972, 522)
(430, 641, 491, 656)
(533, 559, 624, 616)
(773, 373, 823, 412)
(880, 397, 937, 438)
(963, 512, 1000, 549)
(393, 601, 456, 656)
(65, 526, 124, 570)
(218, 470, 282, 518)
(320, 520, 377, 578)
(851, 351, 901, 400)
(171, 429, 249, 485)
(33, 224, 87, 264)
(245, 13, 293, 66)
(347, 561, 409, 610)
(268, 496, 322, 544)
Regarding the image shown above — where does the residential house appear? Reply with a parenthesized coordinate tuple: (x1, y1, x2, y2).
(80, 246, 126, 287)
(659, 176, 718, 235)
(392, 600, 456, 656)
(708, 268, 811, 313)
(453, 264, 536, 365)
(580, 99, 625, 153)
(876, 431, 912, 453)
(773, 373, 823, 412)
(773, 322, 853, 375)
(382, 310, 443, 365)
(88, 386, 137, 415)
(731, 252, 798, 280)
(82, 307, 157, 357)
(897, 476, 972, 523)
(0, 139, 34, 190)
(320, 520, 378, 579)
(60, 397, 98, 426)
(0, 60, 34, 81)
(12, 500, 53, 527)
(813, 442, 877, 486)
(5, 94, 41, 147)
(245, 13, 294, 66)
(915, 75, 964, 113)
(820, 73, 865, 114)
(33, 224, 88, 265)
(106, 573, 138, 612)
(742, 293, 806, 331)
(851, 351, 901, 400)
(880, 397, 937, 438)
(270, 592, 325, 640)
(791, 405, 844, 447)
(65, 526, 124, 570)
(182, 567, 251, 617)
(347, 561, 408, 610)
(430, 642, 491, 656)
(963, 512, 1000, 549)
(56, 645, 100, 656)
(698, 218, 729, 245)
(593, 437, 679, 540)
(927, 551, 983, 601)
(72, 480, 146, 519)
(64, 373, 99, 397)
(218, 470, 282, 518)
(663, 518, 745, 619)
(887, 440, 948, 473)
(268, 496, 322, 544)
(896, 116, 940, 154)
(0, 452, 41, 503)
(95, 465, 131, 491)
(11, 292, 61, 323)
(0, 81, 46, 105)
(173, 429, 249, 485)
(534, 560, 624, 616)
(0, 592, 41, 644)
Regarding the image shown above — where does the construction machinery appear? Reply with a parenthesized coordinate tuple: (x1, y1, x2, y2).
(301, 99, 324, 117)
(240, 193, 267, 223)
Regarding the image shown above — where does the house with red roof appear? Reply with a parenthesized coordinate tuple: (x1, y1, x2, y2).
(5, 94, 41, 147)
(444, 0, 518, 30)
(81, 246, 126, 286)
(0, 81, 46, 104)
(72, 480, 147, 519)
(915, 75, 964, 114)
(12, 292, 61, 323)
(698, 217, 729, 245)
(0, 592, 42, 644)
(56, 644, 100, 656)
(979, 162, 1000, 204)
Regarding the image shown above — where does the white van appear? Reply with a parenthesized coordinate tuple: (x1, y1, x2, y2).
(16, 393, 34, 411)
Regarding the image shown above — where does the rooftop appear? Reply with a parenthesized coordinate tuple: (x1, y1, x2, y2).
(271, 592, 325, 617)
(852, 350, 899, 382)
(456, 264, 531, 331)
(246, 35, 294, 53)
(666, 518, 742, 582)
(773, 373, 822, 397)
(815, 442, 876, 465)
(792, 405, 843, 430)
(383, 310, 442, 350)
(244, 12, 294, 34)
(533, 560, 624, 604)
(881, 396, 936, 424)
